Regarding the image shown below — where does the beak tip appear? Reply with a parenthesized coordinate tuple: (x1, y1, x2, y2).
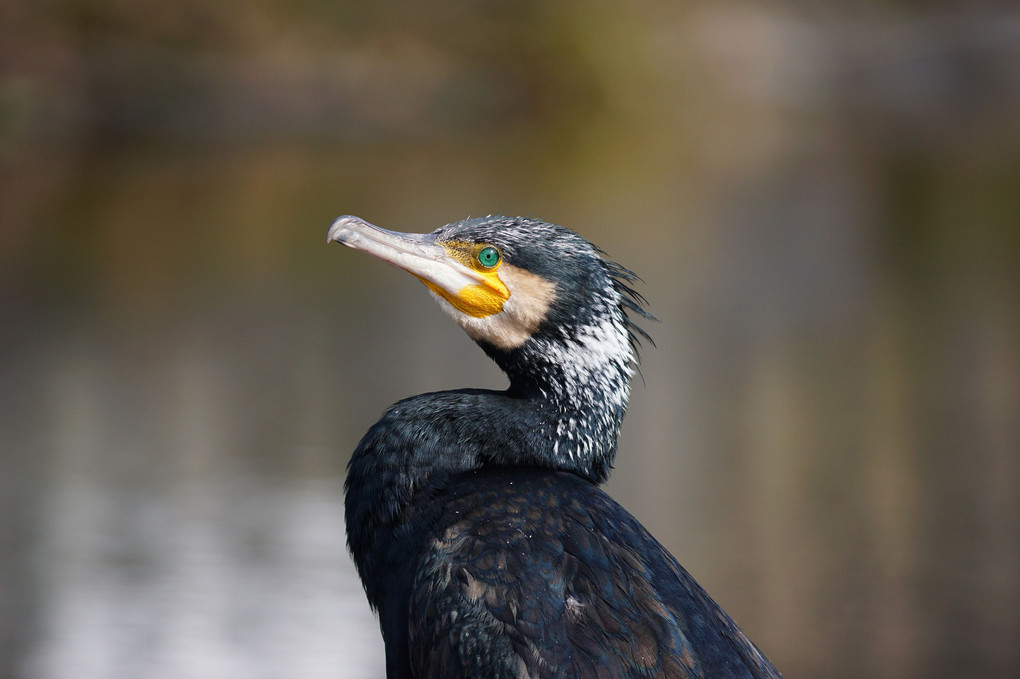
(327, 215, 367, 245)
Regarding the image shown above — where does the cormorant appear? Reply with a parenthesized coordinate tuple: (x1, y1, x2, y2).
(328, 215, 781, 679)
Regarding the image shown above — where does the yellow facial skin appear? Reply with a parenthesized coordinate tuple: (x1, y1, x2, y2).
(415, 242, 510, 318)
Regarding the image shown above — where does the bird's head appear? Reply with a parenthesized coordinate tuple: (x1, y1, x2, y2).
(328, 215, 652, 475)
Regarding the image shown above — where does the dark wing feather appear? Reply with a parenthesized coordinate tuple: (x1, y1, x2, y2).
(558, 493, 701, 678)
(410, 480, 574, 678)
(409, 470, 780, 679)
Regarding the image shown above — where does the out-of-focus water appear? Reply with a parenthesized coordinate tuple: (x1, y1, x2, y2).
(2, 3, 1019, 678)
(26, 475, 383, 679)
(4, 308, 388, 678)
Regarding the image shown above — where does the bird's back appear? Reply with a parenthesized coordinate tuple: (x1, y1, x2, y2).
(407, 468, 780, 679)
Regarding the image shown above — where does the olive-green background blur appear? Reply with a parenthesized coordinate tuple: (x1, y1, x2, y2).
(2, 2, 1018, 678)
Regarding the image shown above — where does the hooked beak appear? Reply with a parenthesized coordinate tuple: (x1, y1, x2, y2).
(327, 216, 500, 310)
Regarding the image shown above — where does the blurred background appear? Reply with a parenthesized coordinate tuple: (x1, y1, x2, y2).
(1, 1, 1018, 678)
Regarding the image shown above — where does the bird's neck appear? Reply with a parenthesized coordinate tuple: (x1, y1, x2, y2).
(345, 326, 635, 610)
(486, 308, 637, 477)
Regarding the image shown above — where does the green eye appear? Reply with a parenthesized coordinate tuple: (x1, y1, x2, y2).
(477, 246, 501, 268)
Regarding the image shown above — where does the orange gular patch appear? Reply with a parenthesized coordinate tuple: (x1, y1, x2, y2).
(415, 272, 510, 318)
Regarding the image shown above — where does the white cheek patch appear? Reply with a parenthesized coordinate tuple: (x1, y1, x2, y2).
(428, 263, 556, 350)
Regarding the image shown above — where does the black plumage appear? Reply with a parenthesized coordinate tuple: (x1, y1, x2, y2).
(328, 215, 781, 678)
